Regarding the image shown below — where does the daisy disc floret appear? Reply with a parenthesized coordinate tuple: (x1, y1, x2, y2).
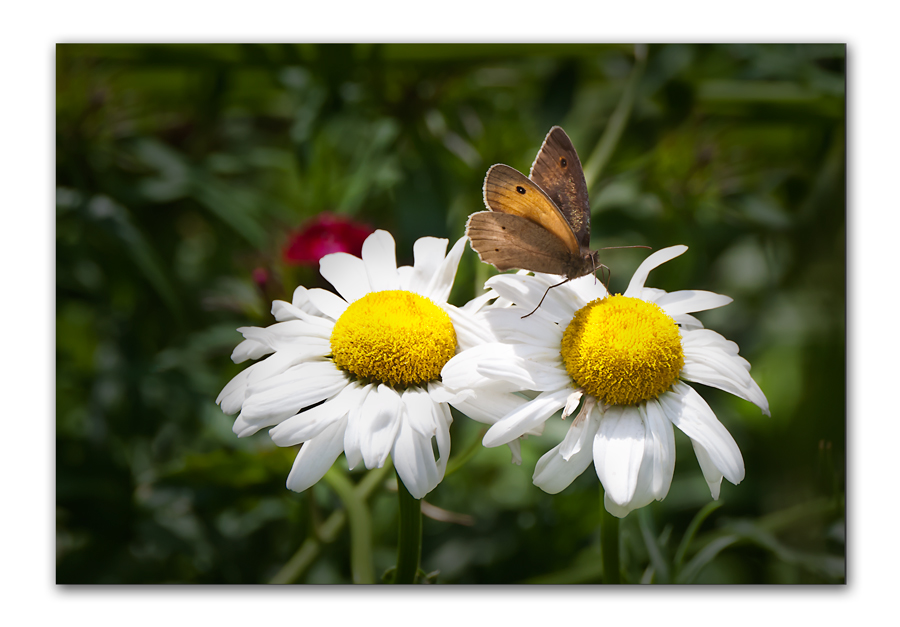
(561, 295, 684, 406)
(331, 290, 457, 387)
(217, 230, 529, 500)
(442, 245, 770, 517)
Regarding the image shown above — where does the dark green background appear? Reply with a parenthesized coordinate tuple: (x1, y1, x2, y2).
(56, 43, 845, 584)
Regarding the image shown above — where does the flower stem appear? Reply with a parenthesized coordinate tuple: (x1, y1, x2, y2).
(599, 488, 621, 584)
(582, 43, 647, 192)
(392, 470, 422, 584)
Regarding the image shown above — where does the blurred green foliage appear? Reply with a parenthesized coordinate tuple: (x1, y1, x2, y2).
(56, 43, 845, 584)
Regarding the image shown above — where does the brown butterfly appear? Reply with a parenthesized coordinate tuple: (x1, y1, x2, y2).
(466, 126, 600, 315)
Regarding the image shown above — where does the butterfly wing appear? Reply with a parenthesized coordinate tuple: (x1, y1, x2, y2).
(529, 126, 591, 249)
(482, 164, 580, 256)
(465, 211, 579, 275)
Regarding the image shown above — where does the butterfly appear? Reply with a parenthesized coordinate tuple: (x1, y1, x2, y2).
(466, 126, 601, 316)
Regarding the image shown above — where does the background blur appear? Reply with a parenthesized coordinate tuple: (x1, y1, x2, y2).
(56, 43, 845, 584)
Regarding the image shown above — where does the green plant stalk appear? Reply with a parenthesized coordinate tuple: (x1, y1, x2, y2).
(599, 488, 621, 584)
(323, 467, 376, 584)
(582, 44, 647, 193)
(268, 463, 392, 584)
(392, 470, 423, 584)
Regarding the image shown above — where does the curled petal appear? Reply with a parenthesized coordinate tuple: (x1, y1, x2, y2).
(624, 245, 687, 298)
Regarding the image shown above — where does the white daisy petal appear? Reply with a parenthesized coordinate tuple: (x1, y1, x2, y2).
(460, 288, 497, 315)
(434, 400, 453, 477)
(656, 289, 732, 316)
(271, 299, 306, 322)
(285, 417, 348, 493)
(448, 385, 529, 426)
(269, 382, 361, 446)
(562, 390, 584, 420)
(472, 343, 571, 392)
(444, 303, 495, 349)
(359, 384, 403, 469)
(408, 237, 448, 295)
(624, 245, 688, 298)
(231, 337, 273, 363)
(506, 438, 523, 465)
(424, 236, 467, 302)
(567, 272, 609, 303)
(443, 343, 569, 393)
(641, 398, 676, 500)
(306, 288, 349, 321)
(343, 384, 374, 470)
(692, 439, 725, 499)
(674, 313, 705, 330)
(402, 386, 438, 439)
(242, 362, 347, 424)
(239, 321, 333, 351)
(533, 410, 598, 494)
(243, 348, 311, 392)
(485, 274, 576, 324)
(217, 366, 253, 414)
(560, 398, 596, 461)
(594, 405, 646, 506)
(427, 380, 474, 405)
(291, 285, 325, 315)
(483, 308, 563, 349)
(483, 388, 570, 447)
(231, 413, 257, 438)
(319, 252, 371, 304)
(659, 382, 745, 485)
(392, 414, 440, 499)
(361, 230, 400, 292)
(681, 329, 770, 415)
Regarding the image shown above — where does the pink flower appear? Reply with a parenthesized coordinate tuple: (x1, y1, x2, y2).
(282, 213, 374, 266)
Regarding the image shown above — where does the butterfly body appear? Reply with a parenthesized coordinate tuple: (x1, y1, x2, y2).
(466, 126, 598, 282)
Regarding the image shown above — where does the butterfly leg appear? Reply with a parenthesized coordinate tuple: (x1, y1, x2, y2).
(598, 263, 611, 294)
(521, 278, 570, 319)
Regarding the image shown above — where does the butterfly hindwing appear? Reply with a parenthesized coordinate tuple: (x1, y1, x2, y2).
(465, 211, 579, 275)
(482, 164, 580, 255)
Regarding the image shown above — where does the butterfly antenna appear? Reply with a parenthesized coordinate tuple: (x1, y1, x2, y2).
(521, 278, 569, 319)
(599, 244, 652, 251)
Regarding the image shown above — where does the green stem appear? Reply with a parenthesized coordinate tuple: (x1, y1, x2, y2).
(582, 44, 647, 193)
(268, 463, 392, 585)
(599, 488, 621, 584)
(392, 470, 422, 584)
(323, 467, 375, 584)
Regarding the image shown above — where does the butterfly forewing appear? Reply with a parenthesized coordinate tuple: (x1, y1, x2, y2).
(529, 126, 591, 249)
(465, 211, 578, 276)
(482, 164, 580, 255)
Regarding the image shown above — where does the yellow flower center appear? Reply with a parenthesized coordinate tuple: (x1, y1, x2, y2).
(560, 295, 684, 406)
(330, 290, 457, 388)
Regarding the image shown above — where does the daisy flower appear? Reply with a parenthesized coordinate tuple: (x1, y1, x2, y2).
(217, 230, 527, 499)
(442, 245, 769, 517)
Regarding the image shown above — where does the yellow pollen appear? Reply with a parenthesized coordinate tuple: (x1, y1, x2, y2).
(330, 290, 457, 388)
(560, 295, 684, 406)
